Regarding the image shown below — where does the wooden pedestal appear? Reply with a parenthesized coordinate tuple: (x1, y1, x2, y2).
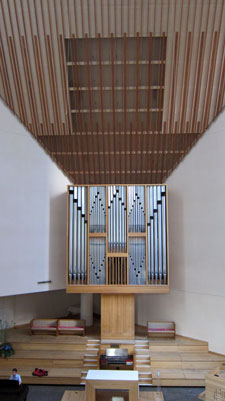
(101, 294, 135, 340)
(86, 370, 139, 401)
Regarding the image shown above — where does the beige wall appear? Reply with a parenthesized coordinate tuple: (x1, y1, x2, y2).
(136, 109, 225, 355)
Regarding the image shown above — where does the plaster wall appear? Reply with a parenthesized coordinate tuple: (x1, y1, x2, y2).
(136, 110, 225, 355)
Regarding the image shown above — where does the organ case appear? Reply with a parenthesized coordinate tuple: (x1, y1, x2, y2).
(66, 185, 169, 293)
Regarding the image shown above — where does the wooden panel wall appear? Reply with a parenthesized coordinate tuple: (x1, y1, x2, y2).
(101, 294, 135, 340)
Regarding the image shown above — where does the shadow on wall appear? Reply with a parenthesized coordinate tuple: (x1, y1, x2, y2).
(48, 192, 68, 290)
(167, 188, 185, 289)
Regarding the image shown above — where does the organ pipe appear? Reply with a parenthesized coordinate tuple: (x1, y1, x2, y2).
(128, 186, 145, 232)
(68, 186, 88, 284)
(147, 185, 167, 285)
(108, 186, 126, 253)
(129, 237, 146, 285)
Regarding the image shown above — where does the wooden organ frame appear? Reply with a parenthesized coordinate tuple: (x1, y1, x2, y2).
(66, 184, 169, 295)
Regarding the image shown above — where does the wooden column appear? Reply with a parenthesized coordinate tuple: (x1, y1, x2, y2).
(101, 294, 135, 340)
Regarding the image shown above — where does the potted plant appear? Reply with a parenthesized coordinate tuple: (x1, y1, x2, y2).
(0, 320, 15, 358)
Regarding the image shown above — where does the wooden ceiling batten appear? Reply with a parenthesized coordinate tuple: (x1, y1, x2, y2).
(135, 32, 139, 184)
(123, 33, 127, 183)
(155, 2, 163, 184)
(0, 2, 23, 127)
(73, 35, 86, 184)
(145, 33, 153, 184)
(217, 49, 225, 113)
(98, 33, 107, 184)
(0, 36, 14, 110)
(201, 1, 218, 133)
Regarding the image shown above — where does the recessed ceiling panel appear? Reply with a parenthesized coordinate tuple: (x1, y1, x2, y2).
(0, 0, 224, 184)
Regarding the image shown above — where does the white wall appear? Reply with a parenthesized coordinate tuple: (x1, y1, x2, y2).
(0, 99, 70, 296)
(136, 109, 225, 355)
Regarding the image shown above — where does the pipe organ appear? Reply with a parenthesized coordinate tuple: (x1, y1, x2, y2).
(67, 185, 169, 294)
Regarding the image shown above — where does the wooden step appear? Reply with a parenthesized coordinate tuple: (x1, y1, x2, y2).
(150, 345, 208, 352)
(80, 338, 100, 384)
(83, 362, 98, 366)
(0, 367, 81, 377)
(84, 356, 98, 361)
(136, 355, 150, 358)
(0, 358, 83, 368)
(135, 349, 149, 354)
(0, 367, 82, 385)
(151, 361, 223, 370)
(8, 331, 86, 345)
(139, 379, 152, 386)
(138, 367, 153, 387)
(136, 364, 152, 368)
(2, 350, 85, 360)
(151, 368, 209, 386)
(139, 378, 152, 382)
(12, 342, 86, 352)
(139, 374, 152, 379)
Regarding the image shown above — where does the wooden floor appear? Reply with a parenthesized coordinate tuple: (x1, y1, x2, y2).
(61, 390, 164, 401)
(0, 323, 224, 387)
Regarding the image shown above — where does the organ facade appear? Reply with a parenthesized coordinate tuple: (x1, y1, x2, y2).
(67, 185, 169, 294)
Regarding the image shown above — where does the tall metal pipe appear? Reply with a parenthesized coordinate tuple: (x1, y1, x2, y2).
(157, 186, 163, 284)
(161, 186, 167, 284)
(68, 187, 74, 284)
(153, 186, 159, 283)
(73, 187, 78, 283)
(150, 186, 155, 284)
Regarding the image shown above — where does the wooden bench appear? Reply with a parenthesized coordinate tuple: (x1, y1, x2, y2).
(30, 318, 85, 336)
(147, 321, 176, 338)
(30, 318, 58, 335)
(58, 319, 85, 336)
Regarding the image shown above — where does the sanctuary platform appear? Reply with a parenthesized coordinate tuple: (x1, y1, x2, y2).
(0, 325, 224, 387)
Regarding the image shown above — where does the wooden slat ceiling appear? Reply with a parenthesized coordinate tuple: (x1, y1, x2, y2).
(0, 0, 225, 184)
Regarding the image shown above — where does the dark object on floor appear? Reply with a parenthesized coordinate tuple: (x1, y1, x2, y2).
(0, 379, 29, 401)
(32, 368, 48, 377)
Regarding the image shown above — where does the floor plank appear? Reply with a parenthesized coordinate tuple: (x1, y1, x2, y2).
(61, 391, 164, 401)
